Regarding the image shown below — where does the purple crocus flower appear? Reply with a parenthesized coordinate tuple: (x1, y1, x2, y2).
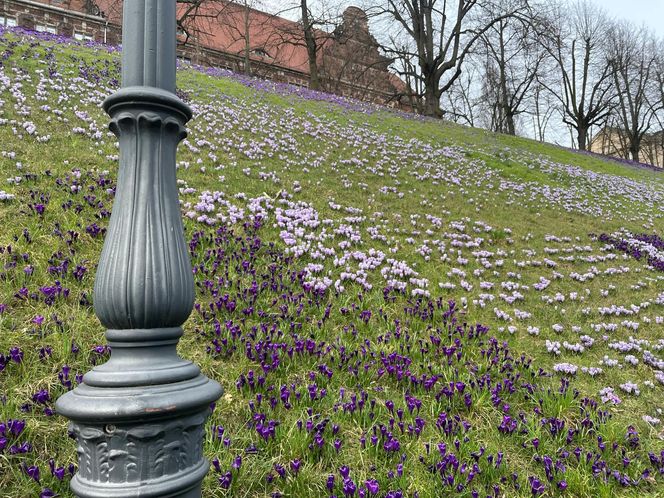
(38, 347, 52, 361)
(10, 441, 32, 454)
(72, 265, 88, 281)
(47, 459, 65, 481)
(22, 463, 40, 483)
(274, 463, 286, 478)
(528, 476, 546, 495)
(218, 471, 232, 489)
(8, 419, 26, 436)
(365, 479, 379, 495)
(32, 389, 50, 405)
(342, 478, 356, 496)
(9, 347, 23, 364)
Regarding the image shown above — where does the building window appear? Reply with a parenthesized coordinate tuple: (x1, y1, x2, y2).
(36, 24, 57, 34)
(251, 48, 271, 59)
(74, 32, 94, 41)
(0, 15, 17, 27)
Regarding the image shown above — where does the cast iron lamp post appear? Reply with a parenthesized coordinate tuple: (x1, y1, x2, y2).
(55, 1, 223, 496)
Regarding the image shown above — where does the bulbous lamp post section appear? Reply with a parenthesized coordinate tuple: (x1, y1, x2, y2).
(56, 1, 223, 497)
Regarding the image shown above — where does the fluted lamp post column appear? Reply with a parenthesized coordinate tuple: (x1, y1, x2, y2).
(56, 1, 223, 497)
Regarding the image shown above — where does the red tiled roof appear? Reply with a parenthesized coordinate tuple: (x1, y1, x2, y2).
(94, 0, 329, 74)
(82, 1, 410, 97)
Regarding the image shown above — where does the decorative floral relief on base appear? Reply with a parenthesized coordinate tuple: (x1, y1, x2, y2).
(69, 410, 208, 485)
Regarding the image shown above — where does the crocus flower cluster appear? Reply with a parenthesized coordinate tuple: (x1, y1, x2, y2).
(0, 25, 662, 497)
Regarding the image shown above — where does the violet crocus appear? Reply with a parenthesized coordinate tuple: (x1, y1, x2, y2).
(48, 458, 65, 481)
(22, 463, 40, 482)
(8, 419, 26, 436)
(32, 389, 50, 404)
(218, 471, 232, 489)
(365, 479, 379, 495)
(9, 347, 23, 364)
(342, 478, 356, 496)
(528, 476, 545, 495)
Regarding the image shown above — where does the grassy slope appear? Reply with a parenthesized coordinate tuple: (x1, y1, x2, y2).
(0, 31, 663, 497)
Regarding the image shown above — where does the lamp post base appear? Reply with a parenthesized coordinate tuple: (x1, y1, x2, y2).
(57, 376, 221, 498)
(56, 326, 222, 498)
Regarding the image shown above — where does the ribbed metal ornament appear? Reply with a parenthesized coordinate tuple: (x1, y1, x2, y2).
(56, 2, 223, 497)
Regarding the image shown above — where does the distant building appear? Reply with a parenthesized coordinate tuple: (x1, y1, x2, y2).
(0, 0, 411, 109)
(590, 127, 664, 169)
(0, 0, 119, 42)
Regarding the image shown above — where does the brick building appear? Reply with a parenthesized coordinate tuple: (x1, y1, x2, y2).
(0, 1, 121, 43)
(0, 0, 410, 108)
(590, 127, 664, 169)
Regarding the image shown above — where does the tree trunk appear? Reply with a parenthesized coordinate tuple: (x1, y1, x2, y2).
(423, 84, 441, 118)
(577, 125, 588, 151)
(629, 139, 641, 162)
(533, 88, 545, 141)
(301, 0, 320, 90)
(243, 3, 251, 76)
(505, 113, 515, 135)
(497, 21, 515, 135)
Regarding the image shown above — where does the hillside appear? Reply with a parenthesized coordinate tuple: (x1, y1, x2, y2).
(0, 28, 663, 498)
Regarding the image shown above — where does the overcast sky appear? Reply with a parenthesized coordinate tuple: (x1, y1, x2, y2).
(595, 0, 664, 37)
(262, 0, 662, 146)
(264, 0, 664, 38)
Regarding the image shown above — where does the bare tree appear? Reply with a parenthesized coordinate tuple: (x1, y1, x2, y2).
(652, 39, 664, 165)
(530, 79, 556, 142)
(657, 40, 664, 112)
(476, 3, 544, 135)
(95, 1, 230, 51)
(607, 22, 659, 161)
(269, 0, 341, 90)
(537, 0, 615, 150)
(441, 64, 479, 126)
(320, 8, 400, 103)
(208, 0, 271, 75)
(387, 34, 425, 113)
(374, 0, 527, 118)
(300, 0, 321, 88)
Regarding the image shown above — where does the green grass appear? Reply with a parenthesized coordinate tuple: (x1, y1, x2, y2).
(0, 30, 663, 497)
